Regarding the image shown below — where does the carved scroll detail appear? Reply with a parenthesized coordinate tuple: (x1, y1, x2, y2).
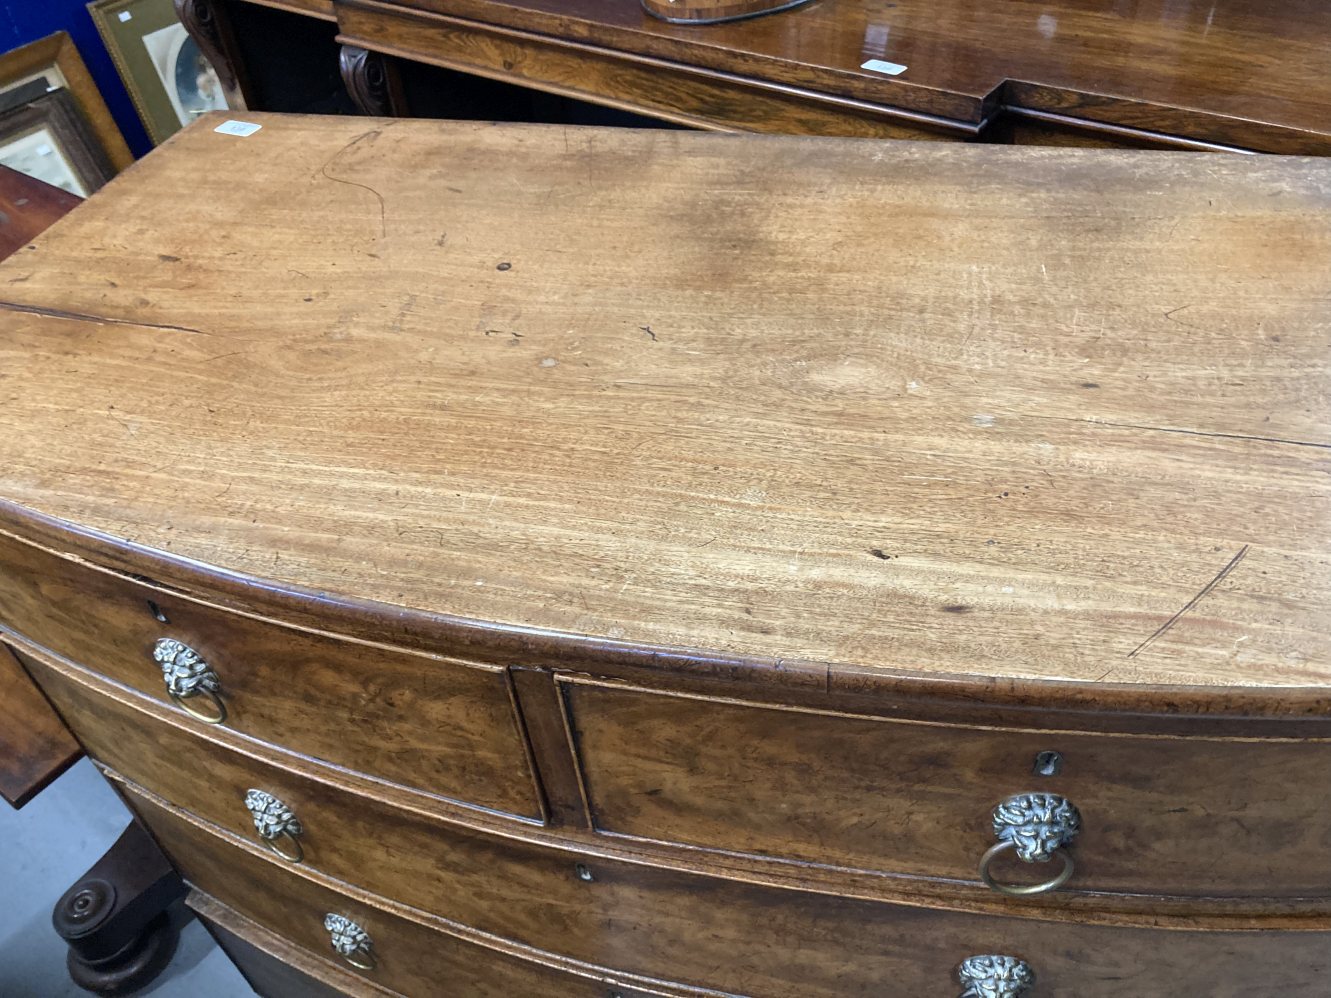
(340, 45, 407, 118)
(174, 0, 250, 110)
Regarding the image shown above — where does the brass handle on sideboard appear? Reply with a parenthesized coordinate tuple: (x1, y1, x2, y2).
(244, 789, 304, 863)
(325, 913, 376, 970)
(956, 955, 1035, 998)
(152, 638, 226, 724)
(978, 793, 1080, 897)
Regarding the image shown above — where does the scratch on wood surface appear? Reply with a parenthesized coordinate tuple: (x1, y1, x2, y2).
(0, 299, 207, 336)
(1163, 304, 1196, 327)
(1127, 545, 1250, 659)
(1029, 414, 1331, 451)
(317, 129, 387, 238)
(106, 406, 133, 435)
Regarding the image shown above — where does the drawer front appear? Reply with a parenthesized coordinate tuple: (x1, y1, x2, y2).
(191, 891, 385, 998)
(562, 679, 1331, 900)
(0, 529, 539, 819)
(41, 653, 1331, 996)
(126, 789, 642, 997)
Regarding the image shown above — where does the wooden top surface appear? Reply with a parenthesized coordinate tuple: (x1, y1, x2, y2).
(1, 113, 1328, 690)
(381, 0, 1331, 148)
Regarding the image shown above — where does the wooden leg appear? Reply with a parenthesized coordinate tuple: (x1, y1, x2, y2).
(53, 820, 187, 996)
(339, 45, 409, 117)
(174, 0, 253, 111)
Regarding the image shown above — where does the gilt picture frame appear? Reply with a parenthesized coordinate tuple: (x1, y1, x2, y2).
(88, 0, 228, 146)
(0, 31, 131, 172)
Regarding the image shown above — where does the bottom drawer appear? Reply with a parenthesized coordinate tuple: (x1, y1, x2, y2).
(189, 890, 389, 998)
(124, 783, 680, 998)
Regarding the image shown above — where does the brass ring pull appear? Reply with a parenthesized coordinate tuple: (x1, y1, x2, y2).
(978, 839, 1075, 897)
(978, 792, 1081, 898)
(167, 687, 227, 724)
(153, 638, 226, 725)
(341, 948, 376, 971)
(324, 914, 375, 970)
(261, 830, 303, 863)
(244, 789, 304, 864)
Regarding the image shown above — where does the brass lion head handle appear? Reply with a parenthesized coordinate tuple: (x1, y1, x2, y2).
(978, 792, 1080, 897)
(244, 789, 304, 863)
(324, 913, 375, 970)
(152, 638, 226, 724)
(957, 954, 1035, 998)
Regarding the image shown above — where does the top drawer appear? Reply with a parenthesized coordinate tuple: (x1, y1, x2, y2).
(0, 528, 541, 820)
(562, 677, 1331, 902)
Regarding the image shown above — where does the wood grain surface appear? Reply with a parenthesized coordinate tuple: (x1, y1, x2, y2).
(0, 114, 1328, 692)
(562, 677, 1331, 899)
(363, 0, 1331, 151)
(120, 771, 1331, 997)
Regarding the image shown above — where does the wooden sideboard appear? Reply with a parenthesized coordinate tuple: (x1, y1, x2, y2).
(2, 114, 1329, 994)
(179, 0, 1331, 153)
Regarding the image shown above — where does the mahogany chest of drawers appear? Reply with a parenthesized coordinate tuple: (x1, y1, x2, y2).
(1, 113, 1329, 995)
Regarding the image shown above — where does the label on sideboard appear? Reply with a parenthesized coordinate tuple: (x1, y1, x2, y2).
(214, 120, 263, 137)
(860, 59, 908, 76)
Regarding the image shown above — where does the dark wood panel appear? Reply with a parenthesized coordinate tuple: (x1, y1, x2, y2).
(563, 678, 1331, 900)
(1001, 79, 1331, 157)
(992, 109, 1255, 154)
(382, 0, 1331, 150)
(0, 643, 80, 807)
(0, 528, 541, 820)
(342, 0, 986, 124)
(336, 2, 973, 139)
(509, 667, 591, 829)
(0, 165, 81, 261)
(245, 0, 336, 20)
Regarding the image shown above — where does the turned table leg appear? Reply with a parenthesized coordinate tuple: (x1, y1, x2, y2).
(52, 820, 187, 995)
